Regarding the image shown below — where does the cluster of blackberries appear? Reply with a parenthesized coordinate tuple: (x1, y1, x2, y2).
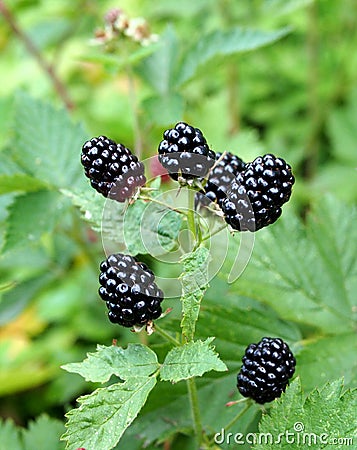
(81, 125, 294, 339)
(157, 122, 295, 231)
(98, 253, 163, 328)
(81, 136, 146, 202)
(237, 337, 296, 404)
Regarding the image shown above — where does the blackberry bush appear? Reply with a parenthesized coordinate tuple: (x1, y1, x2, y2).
(158, 122, 216, 184)
(98, 253, 164, 328)
(237, 337, 296, 404)
(81, 136, 146, 201)
(221, 154, 295, 231)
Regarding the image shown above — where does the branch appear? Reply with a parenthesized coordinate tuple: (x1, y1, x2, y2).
(0, 0, 74, 110)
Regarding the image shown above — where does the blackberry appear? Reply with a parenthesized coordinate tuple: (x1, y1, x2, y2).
(98, 253, 164, 328)
(221, 154, 295, 231)
(158, 122, 216, 184)
(81, 136, 146, 201)
(237, 337, 296, 404)
(196, 151, 246, 207)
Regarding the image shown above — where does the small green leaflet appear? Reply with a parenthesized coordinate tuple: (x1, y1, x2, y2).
(3, 190, 66, 254)
(223, 196, 357, 334)
(0, 419, 22, 450)
(180, 246, 210, 341)
(253, 378, 357, 449)
(62, 377, 157, 450)
(13, 92, 88, 189)
(123, 198, 182, 256)
(0, 415, 65, 450)
(176, 27, 291, 85)
(61, 189, 106, 233)
(62, 344, 159, 383)
(64, 189, 182, 256)
(22, 415, 65, 450)
(0, 174, 48, 195)
(160, 338, 227, 382)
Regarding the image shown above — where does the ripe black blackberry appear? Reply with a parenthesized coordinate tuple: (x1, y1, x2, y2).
(196, 151, 246, 208)
(158, 122, 216, 184)
(237, 337, 296, 404)
(221, 154, 295, 231)
(98, 253, 164, 328)
(81, 136, 146, 201)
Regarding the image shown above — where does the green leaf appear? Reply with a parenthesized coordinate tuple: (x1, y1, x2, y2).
(137, 26, 180, 95)
(65, 189, 182, 256)
(62, 344, 159, 383)
(121, 371, 260, 447)
(223, 196, 357, 334)
(62, 377, 157, 450)
(180, 246, 210, 341)
(177, 27, 290, 85)
(61, 189, 106, 233)
(254, 378, 357, 449)
(0, 419, 22, 450)
(123, 198, 182, 256)
(297, 333, 357, 392)
(160, 338, 227, 382)
(0, 174, 48, 194)
(3, 191, 66, 254)
(13, 92, 88, 189)
(195, 302, 301, 365)
(22, 415, 65, 450)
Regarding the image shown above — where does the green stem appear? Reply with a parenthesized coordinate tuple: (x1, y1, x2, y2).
(187, 186, 197, 247)
(154, 324, 181, 346)
(139, 195, 186, 215)
(223, 399, 252, 433)
(187, 377, 205, 448)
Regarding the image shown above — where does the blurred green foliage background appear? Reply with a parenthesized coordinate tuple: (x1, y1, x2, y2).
(0, 0, 356, 448)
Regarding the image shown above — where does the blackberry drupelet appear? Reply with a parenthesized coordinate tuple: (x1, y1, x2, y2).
(221, 154, 295, 231)
(237, 337, 296, 404)
(158, 122, 216, 184)
(196, 151, 246, 207)
(98, 253, 164, 328)
(81, 136, 146, 201)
